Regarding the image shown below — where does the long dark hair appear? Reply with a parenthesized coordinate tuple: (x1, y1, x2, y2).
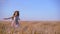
(12, 10, 19, 20)
(13, 10, 19, 16)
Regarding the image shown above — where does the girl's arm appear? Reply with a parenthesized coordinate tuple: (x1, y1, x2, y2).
(4, 17, 12, 20)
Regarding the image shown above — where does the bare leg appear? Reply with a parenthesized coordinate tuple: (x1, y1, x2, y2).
(11, 21, 14, 27)
(15, 24, 19, 28)
(15, 22, 19, 28)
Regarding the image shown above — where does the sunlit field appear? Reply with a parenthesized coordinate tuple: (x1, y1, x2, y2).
(0, 21, 60, 34)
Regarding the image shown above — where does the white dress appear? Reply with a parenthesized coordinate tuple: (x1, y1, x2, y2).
(11, 16, 19, 27)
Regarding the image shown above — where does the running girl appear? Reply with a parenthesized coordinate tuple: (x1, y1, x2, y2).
(4, 10, 20, 28)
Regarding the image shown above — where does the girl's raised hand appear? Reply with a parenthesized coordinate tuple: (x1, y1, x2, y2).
(4, 18, 11, 20)
(4, 18, 9, 20)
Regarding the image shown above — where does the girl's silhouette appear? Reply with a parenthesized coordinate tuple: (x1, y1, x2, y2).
(4, 10, 20, 28)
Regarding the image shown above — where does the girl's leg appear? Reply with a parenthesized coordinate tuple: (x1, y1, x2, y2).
(11, 21, 14, 27)
(15, 24, 19, 28)
(15, 22, 19, 28)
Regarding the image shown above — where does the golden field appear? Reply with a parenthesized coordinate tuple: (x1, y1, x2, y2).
(0, 21, 60, 34)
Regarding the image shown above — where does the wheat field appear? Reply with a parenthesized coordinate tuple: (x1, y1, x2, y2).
(0, 21, 60, 34)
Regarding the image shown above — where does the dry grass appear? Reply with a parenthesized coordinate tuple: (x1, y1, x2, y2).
(0, 21, 60, 34)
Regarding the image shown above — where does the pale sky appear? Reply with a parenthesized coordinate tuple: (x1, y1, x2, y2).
(0, 0, 60, 21)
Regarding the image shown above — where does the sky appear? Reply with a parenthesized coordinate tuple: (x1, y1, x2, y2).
(0, 0, 60, 21)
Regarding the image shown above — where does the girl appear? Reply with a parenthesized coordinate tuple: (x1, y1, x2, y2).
(4, 10, 20, 28)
